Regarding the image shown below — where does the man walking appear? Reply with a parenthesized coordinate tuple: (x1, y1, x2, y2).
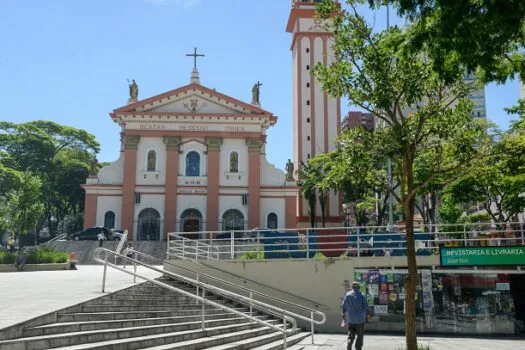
(342, 281, 369, 350)
(97, 232, 105, 247)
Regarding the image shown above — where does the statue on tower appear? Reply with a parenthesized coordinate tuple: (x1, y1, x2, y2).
(252, 81, 263, 105)
(285, 159, 294, 181)
(90, 156, 99, 176)
(128, 79, 139, 100)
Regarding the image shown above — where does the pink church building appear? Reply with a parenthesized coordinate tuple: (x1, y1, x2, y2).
(82, 0, 342, 240)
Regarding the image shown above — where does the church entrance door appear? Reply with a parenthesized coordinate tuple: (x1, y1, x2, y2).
(183, 219, 200, 239)
(180, 209, 203, 240)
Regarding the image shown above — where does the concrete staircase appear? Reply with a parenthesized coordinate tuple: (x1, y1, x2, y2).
(0, 277, 310, 350)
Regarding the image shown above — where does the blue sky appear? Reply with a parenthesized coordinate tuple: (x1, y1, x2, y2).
(0, 0, 520, 168)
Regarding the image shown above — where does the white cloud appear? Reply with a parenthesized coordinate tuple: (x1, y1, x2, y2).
(144, 0, 202, 9)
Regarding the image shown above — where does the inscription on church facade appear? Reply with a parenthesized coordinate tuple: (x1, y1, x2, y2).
(177, 188, 207, 194)
(139, 124, 166, 130)
(179, 124, 208, 132)
(129, 123, 258, 133)
(224, 125, 246, 132)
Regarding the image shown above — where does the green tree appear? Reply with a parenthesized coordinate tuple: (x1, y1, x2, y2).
(312, 127, 394, 226)
(315, 1, 487, 348)
(369, 0, 525, 83)
(297, 161, 319, 228)
(0, 121, 99, 235)
(3, 173, 44, 249)
(446, 131, 525, 224)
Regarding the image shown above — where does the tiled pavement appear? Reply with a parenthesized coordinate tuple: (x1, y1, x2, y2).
(0, 265, 162, 329)
(296, 333, 525, 349)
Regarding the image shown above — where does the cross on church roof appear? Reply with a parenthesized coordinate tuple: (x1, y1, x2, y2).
(186, 47, 205, 69)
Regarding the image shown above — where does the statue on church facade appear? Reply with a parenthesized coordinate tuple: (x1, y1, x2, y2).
(252, 81, 262, 105)
(285, 159, 294, 181)
(128, 79, 139, 100)
(90, 156, 98, 176)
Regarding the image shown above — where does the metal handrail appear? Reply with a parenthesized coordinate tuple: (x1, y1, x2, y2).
(195, 258, 330, 309)
(43, 233, 66, 245)
(168, 234, 220, 260)
(130, 248, 327, 334)
(167, 222, 525, 259)
(93, 247, 295, 349)
(115, 231, 128, 254)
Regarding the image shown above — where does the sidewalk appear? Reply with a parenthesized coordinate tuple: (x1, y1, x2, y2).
(296, 333, 525, 349)
(0, 265, 162, 329)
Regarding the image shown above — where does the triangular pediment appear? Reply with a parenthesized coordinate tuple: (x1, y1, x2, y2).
(112, 83, 273, 117)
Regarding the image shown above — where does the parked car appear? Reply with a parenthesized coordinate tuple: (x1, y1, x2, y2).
(71, 227, 121, 241)
(110, 230, 124, 241)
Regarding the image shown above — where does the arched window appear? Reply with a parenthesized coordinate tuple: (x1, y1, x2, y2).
(137, 208, 161, 241)
(229, 151, 239, 173)
(104, 211, 115, 229)
(222, 209, 244, 231)
(266, 212, 278, 230)
(147, 150, 156, 171)
(186, 151, 200, 176)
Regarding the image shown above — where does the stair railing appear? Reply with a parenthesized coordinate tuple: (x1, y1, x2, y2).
(93, 247, 295, 349)
(115, 231, 128, 254)
(168, 234, 220, 260)
(42, 233, 66, 246)
(127, 248, 326, 344)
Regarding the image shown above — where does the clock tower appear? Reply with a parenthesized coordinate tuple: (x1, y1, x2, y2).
(287, 0, 342, 224)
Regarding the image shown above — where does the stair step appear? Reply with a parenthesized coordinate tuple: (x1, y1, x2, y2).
(57, 308, 248, 322)
(201, 329, 305, 350)
(248, 332, 311, 350)
(136, 324, 282, 350)
(80, 304, 234, 312)
(43, 323, 275, 350)
(0, 318, 254, 350)
(23, 312, 248, 337)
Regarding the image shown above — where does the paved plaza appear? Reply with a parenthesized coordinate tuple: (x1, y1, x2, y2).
(0, 265, 162, 329)
(1, 267, 524, 349)
(295, 333, 525, 349)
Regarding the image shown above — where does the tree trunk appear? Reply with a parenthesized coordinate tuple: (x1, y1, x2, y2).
(403, 156, 419, 350)
(308, 194, 317, 228)
(320, 193, 326, 228)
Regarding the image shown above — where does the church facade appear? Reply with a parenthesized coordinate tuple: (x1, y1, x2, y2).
(82, 0, 342, 240)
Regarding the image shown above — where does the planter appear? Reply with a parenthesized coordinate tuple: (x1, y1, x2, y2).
(0, 263, 70, 273)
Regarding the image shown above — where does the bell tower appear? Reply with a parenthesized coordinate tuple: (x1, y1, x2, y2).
(287, 0, 342, 225)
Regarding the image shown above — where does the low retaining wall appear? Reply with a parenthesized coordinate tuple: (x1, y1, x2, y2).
(0, 263, 70, 273)
(46, 241, 167, 264)
(166, 256, 440, 332)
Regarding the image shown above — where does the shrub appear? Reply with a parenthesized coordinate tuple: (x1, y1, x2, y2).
(25, 247, 68, 264)
(313, 251, 327, 260)
(0, 251, 16, 264)
(239, 250, 264, 260)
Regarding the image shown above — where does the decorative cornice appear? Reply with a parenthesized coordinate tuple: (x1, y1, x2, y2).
(163, 136, 183, 151)
(123, 135, 140, 150)
(246, 138, 264, 153)
(205, 137, 223, 152)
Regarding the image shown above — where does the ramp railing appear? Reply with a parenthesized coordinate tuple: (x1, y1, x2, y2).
(167, 222, 525, 260)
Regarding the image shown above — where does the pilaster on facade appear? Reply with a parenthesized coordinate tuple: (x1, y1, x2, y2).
(246, 138, 264, 153)
(163, 136, 182, 151)
(205, 137, 222, 231)
(205, 137, 223, 153)
(164, 136, 182, 237)
(123, 135, 141, 150)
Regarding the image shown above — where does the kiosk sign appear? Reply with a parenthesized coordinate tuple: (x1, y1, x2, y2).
(440, 246, 525, 266)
